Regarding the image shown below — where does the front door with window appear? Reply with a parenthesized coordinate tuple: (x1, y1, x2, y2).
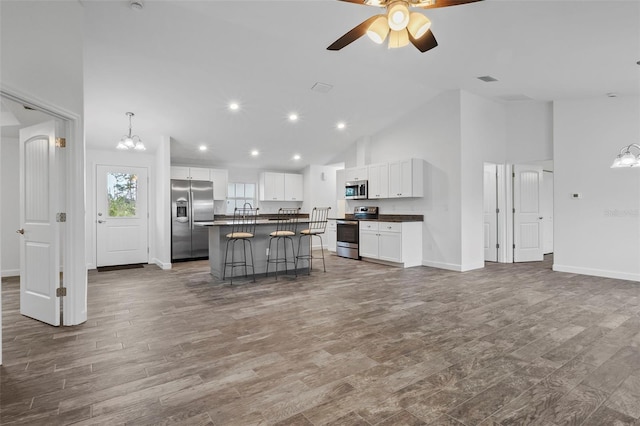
(96, 165, 148, 267)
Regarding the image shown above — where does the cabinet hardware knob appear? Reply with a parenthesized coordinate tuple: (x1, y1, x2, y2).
(98, 220, 107, 224)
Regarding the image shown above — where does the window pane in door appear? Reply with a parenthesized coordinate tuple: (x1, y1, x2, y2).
(107, 172, 138, 217)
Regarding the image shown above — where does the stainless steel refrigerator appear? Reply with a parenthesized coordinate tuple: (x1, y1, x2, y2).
(171, 179, 214, 261)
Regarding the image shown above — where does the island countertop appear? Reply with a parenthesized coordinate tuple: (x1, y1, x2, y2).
(195, 218, 309, 227)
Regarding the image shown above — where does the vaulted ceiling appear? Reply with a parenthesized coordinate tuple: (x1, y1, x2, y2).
(80, 0, 639, 171)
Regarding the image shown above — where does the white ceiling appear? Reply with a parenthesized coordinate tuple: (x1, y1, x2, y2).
(82, 0, 640, 171)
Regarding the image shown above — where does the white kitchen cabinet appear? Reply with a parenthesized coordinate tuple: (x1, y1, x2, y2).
(388, 158, 423, 198)
(284, 173, 303, 201)
(359, 221, 379, 259)
(367, 163, 389, 199)
(344, 166, 368, 182)
(209, 168, 228, 200)
(359, 221, 422, 267)
(170, 166, 211, 181)
(327, 219, 337, 252)
(259, 172, 303, 201)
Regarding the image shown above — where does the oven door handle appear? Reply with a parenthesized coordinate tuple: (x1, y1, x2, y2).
(337, 220, 359, 225)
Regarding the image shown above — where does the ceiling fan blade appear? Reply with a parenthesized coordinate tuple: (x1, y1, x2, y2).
(327, 15, 380, 51)
(337, 0, 385, 6)
(415, 0, 483, 9)
(409, 29, 438, 52)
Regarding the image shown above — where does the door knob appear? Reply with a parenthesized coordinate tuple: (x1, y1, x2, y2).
(98, 220, 106, 224)
(16, 228, 24, 234)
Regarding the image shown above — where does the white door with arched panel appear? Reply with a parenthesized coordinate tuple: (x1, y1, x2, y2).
(483, 163, 498, 262)
(96, 165, 148, 267)
(19, 121, 61, 326)
(513, 164, 544, 262)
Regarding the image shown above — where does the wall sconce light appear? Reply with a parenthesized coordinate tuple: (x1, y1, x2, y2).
(611, 144, 640, 168)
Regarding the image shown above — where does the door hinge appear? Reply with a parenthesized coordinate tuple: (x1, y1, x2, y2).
(512, 172, 515, 178)
(56, 212, 67, 222)
(55, 137, 66, 148)
(512, 208, 516, 213)
(496, 243, 500, 249)
(513, 244, 516, 249)
(496, 208, 500, 214)
(56, 287, 67, 297)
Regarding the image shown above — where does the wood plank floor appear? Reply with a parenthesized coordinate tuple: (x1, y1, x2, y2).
(2, 254, 640, 425)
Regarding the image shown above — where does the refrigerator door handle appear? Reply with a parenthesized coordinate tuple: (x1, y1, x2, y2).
(189, 188, 193, 230)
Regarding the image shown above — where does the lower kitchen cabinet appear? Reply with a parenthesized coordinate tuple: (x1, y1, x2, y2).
(327, 219, 337, 252)
(359, 221, 422, 267)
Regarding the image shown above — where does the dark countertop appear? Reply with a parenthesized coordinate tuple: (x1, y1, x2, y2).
(330, 214, 424, 222)
(214, 213, 309, 221)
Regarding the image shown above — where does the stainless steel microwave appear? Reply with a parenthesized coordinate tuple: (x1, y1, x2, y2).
(345, 180, 368, 200)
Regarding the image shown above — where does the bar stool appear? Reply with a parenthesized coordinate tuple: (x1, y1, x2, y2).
(266, 207, 300, 280)
(223, 204, 258, 284)
(296, 207, 331, 274)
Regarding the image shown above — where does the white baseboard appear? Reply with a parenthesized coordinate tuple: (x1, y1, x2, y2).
(1, 269, 19, 278)
(422, 260, 464, 272)
(553, 264, 640, 283)
(421, 260, 485, 272)
(87, 262, 96, 271)
(152, 258, 172, 270)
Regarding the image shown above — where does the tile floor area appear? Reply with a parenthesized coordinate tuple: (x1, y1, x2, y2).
(1, 254, 640, 425)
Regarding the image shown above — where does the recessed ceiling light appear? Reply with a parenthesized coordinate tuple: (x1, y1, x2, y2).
(293, 154, 301, 160)
(289, 113, 298, 122)
(337, 122, 346, 130)
(250, 149, 259, 157)
(229, 102, 239, 111)
(199, 145, 207, 151)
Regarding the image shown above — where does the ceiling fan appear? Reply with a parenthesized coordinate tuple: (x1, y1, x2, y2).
(327, 0, 483, 52)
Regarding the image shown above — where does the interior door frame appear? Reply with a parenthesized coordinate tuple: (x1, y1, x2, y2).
(1, 86, 87, 331)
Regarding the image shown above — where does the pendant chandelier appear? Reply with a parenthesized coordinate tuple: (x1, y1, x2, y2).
(116, 112, 145, 151)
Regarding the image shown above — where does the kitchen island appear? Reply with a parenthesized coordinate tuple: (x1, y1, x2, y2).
(196, 219, 310, 279)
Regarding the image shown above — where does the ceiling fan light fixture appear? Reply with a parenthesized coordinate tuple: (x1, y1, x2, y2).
(387, 2, 410, 31)
(366, 15, 390, 44)
(407, 12, 431, 39)
(388, 29, 409, 49)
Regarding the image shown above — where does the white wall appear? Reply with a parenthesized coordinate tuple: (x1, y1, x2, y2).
(553, 96, 640, 281)
(154, 137, 172, 269)
(302, 164, 340, 214)
(339, 90, 510, 271)
(506, 101, 554, 163)
(1, 138, 20, 276)
(460, 91, 508, 270)
(358, 90, 465, 270)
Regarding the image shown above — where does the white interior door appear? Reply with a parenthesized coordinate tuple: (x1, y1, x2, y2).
(483, 163, 498, 262)
(513, 164, 544, 262)
(19, 121, 60, 326)
(96, 165, 148, 267)
(542, 170, 554, 254)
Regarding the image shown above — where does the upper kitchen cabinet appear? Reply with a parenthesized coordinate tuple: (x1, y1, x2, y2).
(344, 166, 368, 182)
(284, 173, 303, 201)
(259, 172, 303, 201)
(367, 163, 389, 199)
(388, 159, 424, 198)
(170, 166, 210, 181)
(210, 168, 228, 201)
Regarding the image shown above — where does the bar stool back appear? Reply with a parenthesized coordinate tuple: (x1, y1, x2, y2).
(266, 207, 300, 279)
(223, 204, 258, 284)
(296, 207, 331, 274)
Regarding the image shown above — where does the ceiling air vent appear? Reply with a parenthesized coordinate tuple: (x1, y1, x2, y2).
(311, 82, 333, 93)
(477, 75, 498, 83)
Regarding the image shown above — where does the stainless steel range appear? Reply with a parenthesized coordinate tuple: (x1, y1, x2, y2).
(336, 206, 378, 260)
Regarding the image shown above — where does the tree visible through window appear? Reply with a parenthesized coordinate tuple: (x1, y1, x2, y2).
(226, 182, 255, 214)
(107, 172, 138, 217)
